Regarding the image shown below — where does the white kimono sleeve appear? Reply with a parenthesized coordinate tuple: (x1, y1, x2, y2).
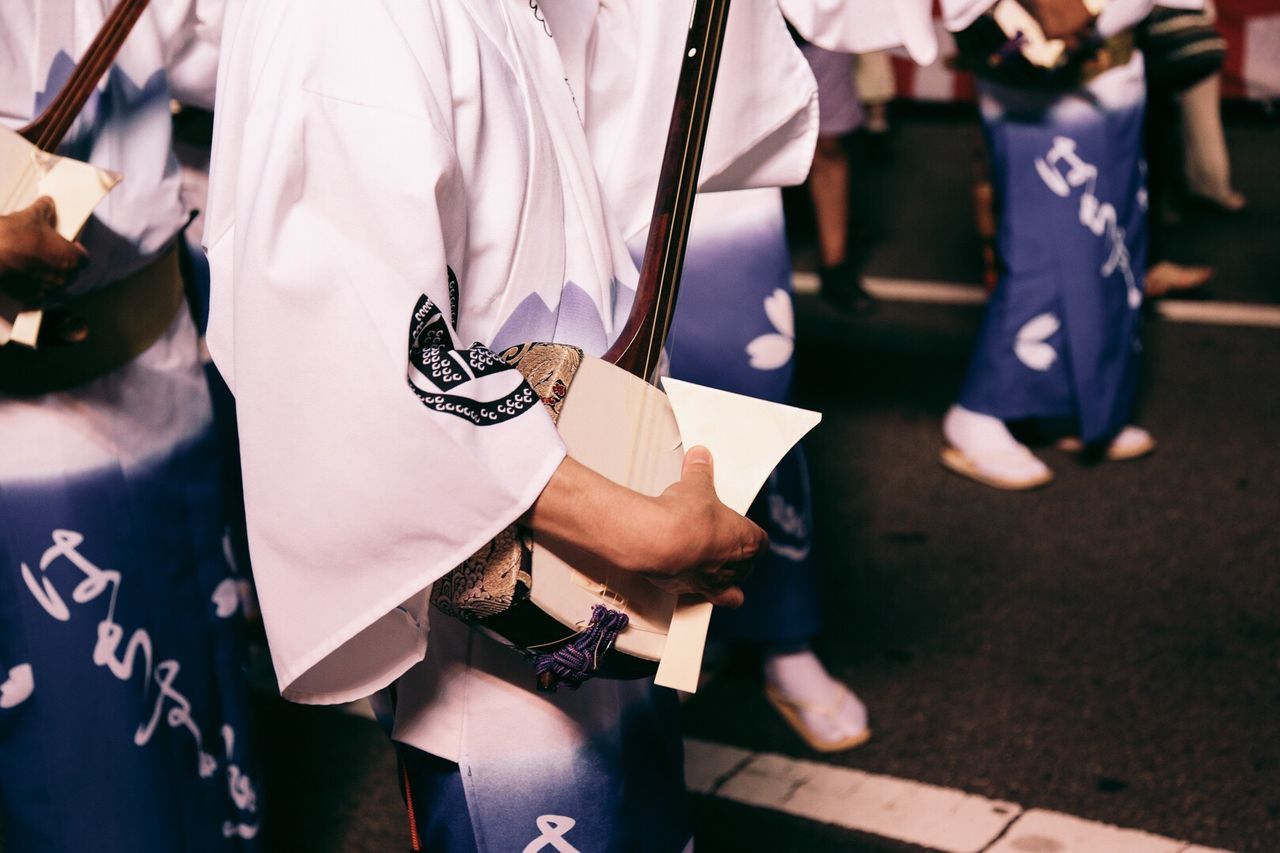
(544, 0, 821, 242)
(1097, 0, 1203, 36)
(152, 0, 226, 108)
(780, 0, 939, 64)
(939, 0, 999, 33)
(205, 3, 566, 705)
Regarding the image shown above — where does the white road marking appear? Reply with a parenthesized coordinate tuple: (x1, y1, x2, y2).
(793, 272, 990, 305)
(794, 273, 1280, 329)
(1154, 298, 1280, 329)
(684, 738, 1233, 853)
(988, 810, 1234, 853)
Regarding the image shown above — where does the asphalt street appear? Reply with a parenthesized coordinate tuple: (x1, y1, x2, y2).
(683, 298, 1280, 853)
(685, 108, 1280, 852)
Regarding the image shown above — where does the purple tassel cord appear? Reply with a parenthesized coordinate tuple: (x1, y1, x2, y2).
(534, 605, 629, 692)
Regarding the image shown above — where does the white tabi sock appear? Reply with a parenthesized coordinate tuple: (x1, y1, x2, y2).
(764, 649, 868, 743)
(943, 404, 1051, 484)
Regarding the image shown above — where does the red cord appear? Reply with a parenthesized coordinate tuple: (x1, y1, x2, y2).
(402, 764, 423, 852)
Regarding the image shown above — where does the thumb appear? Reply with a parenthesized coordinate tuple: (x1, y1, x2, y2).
(36, 228, 88, 272)
(29, 197, 58, 226)
(681, 445, 714, 488)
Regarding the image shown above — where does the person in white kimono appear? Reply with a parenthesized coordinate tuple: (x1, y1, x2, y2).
(0, 3, 260, 851)
(205, 0, 824, 849)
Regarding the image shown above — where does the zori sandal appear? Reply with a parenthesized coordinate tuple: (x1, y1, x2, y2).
(1056, 426, 1156, 461)
(940, 446, 1054, 491)
(765, 683, 872, 753)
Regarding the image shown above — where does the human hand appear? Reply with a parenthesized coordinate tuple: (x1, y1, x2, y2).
(0, 198, 89, 308)
(632, 446, 767, 608)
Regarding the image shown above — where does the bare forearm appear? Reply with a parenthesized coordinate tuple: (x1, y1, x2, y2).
(522, 456, 661, 574)
(522, 448, 766, 608)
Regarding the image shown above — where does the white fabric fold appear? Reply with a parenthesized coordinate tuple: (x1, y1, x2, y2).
(208, 0, 572, 703)
(542, 0, 821, 242)
(780, 0, 939, 65)
(0, 0, 224, 291)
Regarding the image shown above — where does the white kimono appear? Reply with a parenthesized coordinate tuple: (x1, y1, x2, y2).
(207, 0, 816, 700)
(0, 3, 224, 484)
(208, 1, 817, 845)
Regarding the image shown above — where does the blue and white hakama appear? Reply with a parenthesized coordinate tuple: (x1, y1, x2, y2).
(0, 3, 259, 847)
(959, 55, 1150, 445)
(0, 316, 260, 851)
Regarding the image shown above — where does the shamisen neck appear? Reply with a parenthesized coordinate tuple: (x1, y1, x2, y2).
(21, 0, 152, 153)
(603, 0, 732, 384)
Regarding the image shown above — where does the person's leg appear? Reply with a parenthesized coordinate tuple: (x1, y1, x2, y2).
(1181, 72, 1246, 211)
(666, 190, 870, 751)
(810, 134, 850, 271)
(855, 50, 895, 135)
(799, 41, 875, 313)
(810, 137, 876, 313)
(946, 96, 1062, 489)
(1142, 73, 1214, 297)
(713, 449, 869, 750)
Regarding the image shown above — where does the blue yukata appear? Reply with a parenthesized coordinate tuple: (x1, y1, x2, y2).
(959, 55, 1149, 445)
(0, 401, 260, 851)
(664, 188, 823, 649)
(0, 2, 260, 849)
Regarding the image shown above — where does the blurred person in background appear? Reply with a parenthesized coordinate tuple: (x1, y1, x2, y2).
(939, 0, 1185, 490)
(1141, 0, 1237, 296)
(0, 3, 260, 850)
(655, 0, 937, 753)
(666, 189, 872, 752)
(800, 38, 879, 314)
(1168, 2, 1245, 213)
(857, 49, 896, 138)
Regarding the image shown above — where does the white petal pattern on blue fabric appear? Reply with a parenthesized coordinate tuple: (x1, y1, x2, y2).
(1014, 312, 1061, 371)
(746, 288, 796, 370)
(212, 578, 241, 619)
(0, 664, 34, 709)
(763, 288, 794, 338)
(747, 334, 795, 370)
